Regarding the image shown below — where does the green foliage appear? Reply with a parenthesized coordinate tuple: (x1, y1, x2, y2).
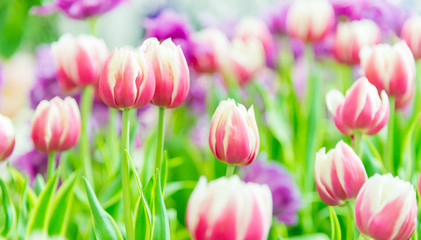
(0, 178, 15, 237)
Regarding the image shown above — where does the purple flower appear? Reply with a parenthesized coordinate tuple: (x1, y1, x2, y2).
(31, 0, 127, 20)
(243, 156, 302, 225)
(264, 2, 291, 34)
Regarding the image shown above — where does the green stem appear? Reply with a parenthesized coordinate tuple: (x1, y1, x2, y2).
(225, 165, 235, 177)
(80, 86, 94, 187)
(108, 108, 119, 172)
(155, 107, 166, 171)
(47, 153, 55, 180)
(346, 201, 355, 240)
(121, 109, 134, 240)
(89, 17, 98, 36)
(385, 97, 395, 173)
(353, 132, 362, 158)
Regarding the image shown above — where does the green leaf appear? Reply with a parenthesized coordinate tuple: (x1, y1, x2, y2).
(328, 206, 341, 240)
(134, 190, 152, 240)
(0, 178, 15, 237)
(151, 170, 170, 240)
(47, 172, 78, 236)
(26, 171, 59, 235)
(17, 179, 29, 240)
(82, 178, 123, 240)
(125, 150, 142, 193)
(99, 176, 122, 210)
(33, 174, 45, 196)
(161, 151, 168, 194)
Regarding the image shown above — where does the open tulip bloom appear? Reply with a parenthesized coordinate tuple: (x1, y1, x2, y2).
(5, 1, 421, 239)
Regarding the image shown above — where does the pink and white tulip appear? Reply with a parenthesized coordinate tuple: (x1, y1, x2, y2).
(0, 114, 15, 161)
(315, 141, 367, 206)
(360, 41, 416, 109)
(333, 20, 380, 65)
(191, 28, 229, 73)
(51, 34, 108, 91)
(140, 38, 190, 108)
(286, 0, 334, 42)
(31, 97, 81, 153)
(223, 38, 265, 86)
(401, 16, 421, 59)
(234, 17, 277, 68)
(186, 176, 272, 240)
(355, 174, 417, 240)
(98, 48, 155, 109)
(209, 99, 259, 166)
(326, 77, 389, 136)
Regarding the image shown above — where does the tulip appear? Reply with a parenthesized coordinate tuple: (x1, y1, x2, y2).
(333, 20, 380, 65)
(51, 34, 109, 91)
(223, 38, 265, 86)
(315, 141, 367, 206)
(140, 38, 190, 108)
(186, 176, 272, 240)
(0, 114, 15, 161)
(286, 0, 334, 42)
(209, 99, 259, 166)
(191, 28, 229, 73)
(234, 17, 277, 68)
(31, 97, 81, 153)
(401, 16, 421, 59)
(326, 77, 389, 136)
(360, 41, 416, 109)
(98, 48, 156, 109)
(355, 174, 417, 240)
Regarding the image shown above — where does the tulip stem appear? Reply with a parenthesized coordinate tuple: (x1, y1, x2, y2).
(121, 109, 134, 240)
(155, 107, 165, 172)
(47, 153, 55, 180)
(353, 132, 362, 158)
(108, 108, 119, 172)
(385, 97, 395, 173)
(225, 165, 235, 177)
(80, 86, 94, 188)
(346, 201, 355, 240)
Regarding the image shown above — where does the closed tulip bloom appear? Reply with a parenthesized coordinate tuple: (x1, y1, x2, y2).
(315, 141, 367, 206)
(355, 174, 417, 240)
(326, 77, 389, 136)
(333, 20, 380, 65)
(286, 0, 334, 42)
(186, 176, 272, 240)
(98, 48, 155, 109)
(0, 114, 15, 161)
(140, 38, 190, 108)
(31, 97, 81, 153)
(360, 41, 416, 109)
(209, 99, 259, 166)
(401, 16, 421, 59)
(51, 34, 108, 91)
(234, 17, 277, 68)
(191, 28, 229, 73)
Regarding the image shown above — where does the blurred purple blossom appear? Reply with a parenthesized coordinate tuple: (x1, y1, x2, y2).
(31, 0, 127, 20)
(190, 116, 210, 149)
(264, 2, 290, 34)
(243, 156, 302, 225)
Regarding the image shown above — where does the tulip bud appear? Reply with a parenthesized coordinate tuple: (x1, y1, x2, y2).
(98, 48, 156, 109)
(315, 141, 367, 206)
(223, 38, 265, 85)
(326, 77, 389, 136)
(140, 38, 190, 108)
(186, 176, 272, 240)
(333, 20, 380, 65)
(190, 28, 229, 73)
(0, 114, 15, 160)
(355, 174, 417, 240)
(401, 16, 421, 59)
(360, 41, 416, 109)
(51, 34, 108, 91)
(234, 17, 277, 68)
(286, 0, 334, 42)
(31, 97, 81, 153)
(209, 99, 259, 166)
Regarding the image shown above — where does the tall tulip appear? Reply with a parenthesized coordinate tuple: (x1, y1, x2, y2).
(333, 20, 380, 65)
(360, 41, 415, 109)
(209, 99, 259, 166)
(326, 77, 389, 136)
(186, 176, 272, 240)
(286, 0, 334, 42)
(355, 174, 417, 240)
(315, 141, 367, 206)
(51, 34, 108, 91)
(0, 114, 15, 161)
(401, 16, 421, 59)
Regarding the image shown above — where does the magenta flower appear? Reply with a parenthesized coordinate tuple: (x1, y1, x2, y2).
(0, 114, 15, 161)
(31, 0, 127, 20)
